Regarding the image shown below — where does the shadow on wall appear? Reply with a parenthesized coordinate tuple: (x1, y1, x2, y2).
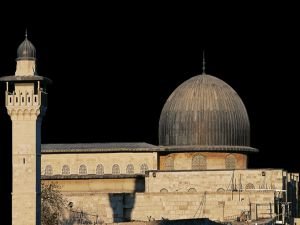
(109, 176, 144, 222)
(287, 175, 299, 217)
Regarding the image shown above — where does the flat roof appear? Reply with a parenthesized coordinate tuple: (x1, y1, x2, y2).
(42, 143, 258, 154)
(42, 142, 161, 153)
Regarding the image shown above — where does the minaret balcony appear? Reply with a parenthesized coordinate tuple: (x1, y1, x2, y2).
(6, 89, 47, 108)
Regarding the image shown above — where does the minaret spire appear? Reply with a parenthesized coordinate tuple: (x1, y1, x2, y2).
(202, 50, 206, 74)
(15, 30, 37, 75)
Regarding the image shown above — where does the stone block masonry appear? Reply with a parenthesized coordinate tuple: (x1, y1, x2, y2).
(62, 191, 275, 223)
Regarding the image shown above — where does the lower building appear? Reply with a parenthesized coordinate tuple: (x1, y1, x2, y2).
(41, 74, 299, 224)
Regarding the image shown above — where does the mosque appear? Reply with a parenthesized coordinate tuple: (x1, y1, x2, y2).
(1, 35, 299, 225)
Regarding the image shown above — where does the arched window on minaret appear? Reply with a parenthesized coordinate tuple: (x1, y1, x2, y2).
(62, 165, 70, 175)
(112, 164, 120, 174)
(225, 154, 236, 169)
(96, 164, 104, 175)
(79, 165, 87, 175)
(140, 164, 148, 174)
(191, 154, 207, 170)
(165, 156, 174, 170)
(126, 164, 134, 174)
(45, 165, 53, 176)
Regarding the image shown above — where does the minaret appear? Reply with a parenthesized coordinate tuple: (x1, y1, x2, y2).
(0, 33, 51, 225)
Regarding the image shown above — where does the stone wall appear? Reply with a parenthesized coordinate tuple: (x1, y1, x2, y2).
(145, 169, 284, 193)
(292, 218, 300, 225)
(42, 177, 145, 193)
(41, 152, 248, 176)
(60, 191, 275, 224)
(42, 169, 284, 194)
(159, 153, 247, 170)
(130, 192, 275, 222)
(42, 152, 157, 175)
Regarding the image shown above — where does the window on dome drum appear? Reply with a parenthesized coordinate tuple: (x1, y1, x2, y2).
(45, 165, 53, 176)
(160, 188, 168, 193)
(245, 183, 255, 190)
(112, 164, 120, 174)
(165, 157, 174, 170)
(225, 154, 236, 169)
(188, 188, 197, 193)
(62, 165, 70, 175)
(79, 165, 87, 175)
(96, 164, 104, 175)
(126, 164, 134, 174)
(192, 154, 207, 170)
(140, 164, 148, 174)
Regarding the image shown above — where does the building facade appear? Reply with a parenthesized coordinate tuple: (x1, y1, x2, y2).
(1, 36, 299, 225)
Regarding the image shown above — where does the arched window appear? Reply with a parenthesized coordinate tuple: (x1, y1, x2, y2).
(112, 164, 120, 174)
(245, 183, 255, 190)
(160, 188, 168, 193)
(79, 165, 87, 175)
(140, 164, 148, 174)
(165, 157, 174, 170)
(225, 154, 236, 169)
(192, 154, 207, 170)
(62, 165, 70, 175)
(217, 188, 225, 192)
(188, 188, 197, 193)
(126, 164, 134, 174)
(45, 165, 53, 176)
(96, 164, 104, 175)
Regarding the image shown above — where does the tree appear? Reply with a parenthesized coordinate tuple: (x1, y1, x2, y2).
(41, 182, 66, 225)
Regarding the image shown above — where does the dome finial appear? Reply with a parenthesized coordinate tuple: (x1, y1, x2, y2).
(25, 28, 28, 39)
(202, 50, 206, 74)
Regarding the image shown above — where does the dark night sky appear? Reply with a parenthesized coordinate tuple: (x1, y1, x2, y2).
(0, 2, 299, 223)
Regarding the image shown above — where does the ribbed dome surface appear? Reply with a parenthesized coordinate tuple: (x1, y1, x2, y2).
(159, 74, 250, 148)
(17, 37, 36, 60)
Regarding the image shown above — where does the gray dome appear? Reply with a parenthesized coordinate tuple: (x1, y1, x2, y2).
(159, 74, 251, 150)
(17, 36, 36, 60)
